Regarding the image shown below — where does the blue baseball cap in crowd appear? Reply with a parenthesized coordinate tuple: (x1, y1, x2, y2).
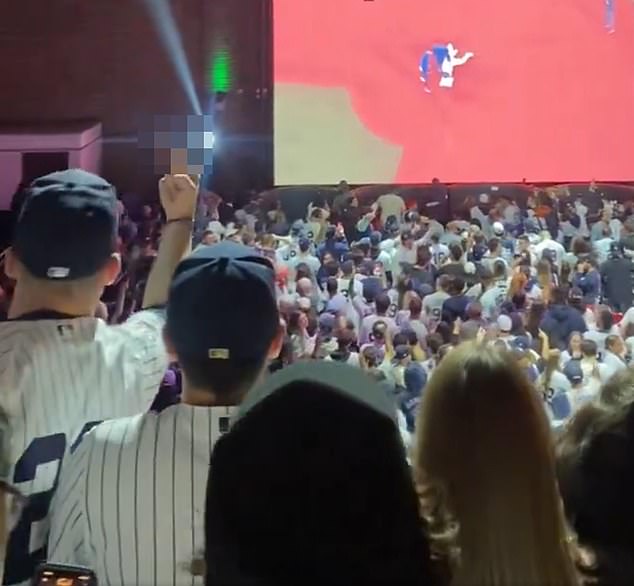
(404, 363, 427, 395)
(319, 312, 336, 333)
(370, 231, 382, 247)
(511, 336, 532, 353)
(393, 345, 411, 362)
(414, 283, 434, 298)
(298, 237, 311, 252)
(362, 277, 383, 303)
(13, 169, 119, 280)
(167, 241, 279, 362)
(563, 360, 584, 385)
(356, 237, 371, 250)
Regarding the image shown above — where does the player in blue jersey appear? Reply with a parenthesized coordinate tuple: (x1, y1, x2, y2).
(420, 43, 474, 91)
(419, 50, 433, 93)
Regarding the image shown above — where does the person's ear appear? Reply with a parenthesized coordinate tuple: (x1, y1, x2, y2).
(101, 254, 122, 286)
(3, 248, 22, 281)
(162, 327, 178, 362)
(267, 321, 286, 360)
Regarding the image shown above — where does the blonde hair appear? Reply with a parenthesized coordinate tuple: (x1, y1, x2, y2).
(539, 349, 561, 398)
(508, 271, 527, 300)
(414, 342, 578, 586)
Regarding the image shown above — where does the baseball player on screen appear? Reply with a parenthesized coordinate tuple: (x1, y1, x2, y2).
(419, 50, 434, 93)
(47, 242, 284, 585)
(0, 169, 198, 585)
(420, 43, 474, 91)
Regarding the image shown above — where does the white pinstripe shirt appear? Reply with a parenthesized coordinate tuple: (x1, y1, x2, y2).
(0, 310, 168, 584)
(48, 404, 234, 586)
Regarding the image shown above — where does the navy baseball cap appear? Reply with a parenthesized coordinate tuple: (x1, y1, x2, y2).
(563, 360, 584, 385)
(319, 312, 336, 333)
(370, 231, 382, 247)
(166, 241, 279, 362)
(404, 363, 427, 395)
(394, 344, 411, 362)
(13, 169, 118, 280)
(298, 237, 311, 252)
(511, 335, 532, 353)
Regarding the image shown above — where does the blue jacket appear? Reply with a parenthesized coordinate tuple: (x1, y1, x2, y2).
(317, 238, 349, 263)
(400, 390, 421, 433)
(540, 305, 587, 350)
(572, 270, 601, 305)
(442, 295, 470, 324)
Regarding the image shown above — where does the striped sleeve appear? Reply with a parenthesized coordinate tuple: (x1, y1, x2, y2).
(115, 309, 166, 365)
(48, 433, 93, 567)
(114, 309, 169, 405)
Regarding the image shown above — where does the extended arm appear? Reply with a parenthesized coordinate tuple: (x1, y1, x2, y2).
(452, 52, 474, 67)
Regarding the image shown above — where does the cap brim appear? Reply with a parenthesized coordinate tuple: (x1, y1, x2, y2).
(236, 362, 397, 425)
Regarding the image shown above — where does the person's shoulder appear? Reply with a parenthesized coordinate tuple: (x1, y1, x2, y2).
(87, 412, 150, 448)
(0, 317, 100, 361)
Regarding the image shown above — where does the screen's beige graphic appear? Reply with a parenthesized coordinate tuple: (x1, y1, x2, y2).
(274, 84, 403, 185)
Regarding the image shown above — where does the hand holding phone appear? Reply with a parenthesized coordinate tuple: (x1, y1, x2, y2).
(33, 563, 97, 585)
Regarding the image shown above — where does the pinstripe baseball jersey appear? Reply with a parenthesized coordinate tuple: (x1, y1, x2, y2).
(48, 403, 235, 586)
(0, 309, 168, 585)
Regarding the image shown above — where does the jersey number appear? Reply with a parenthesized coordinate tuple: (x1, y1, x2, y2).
(3, 422, 101, 585)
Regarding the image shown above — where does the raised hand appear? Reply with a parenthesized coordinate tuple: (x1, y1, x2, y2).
(159, 174, 199, 222)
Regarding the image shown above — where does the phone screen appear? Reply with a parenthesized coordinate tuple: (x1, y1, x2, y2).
(33, 564, 97, 586)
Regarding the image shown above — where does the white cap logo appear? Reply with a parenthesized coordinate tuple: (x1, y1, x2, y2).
(47, 267, 70, 279)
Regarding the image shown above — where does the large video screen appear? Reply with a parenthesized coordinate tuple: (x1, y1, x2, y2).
(273, 0, 634, 185)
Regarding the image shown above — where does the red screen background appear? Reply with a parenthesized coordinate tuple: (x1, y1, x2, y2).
(274, 0, 634, 184)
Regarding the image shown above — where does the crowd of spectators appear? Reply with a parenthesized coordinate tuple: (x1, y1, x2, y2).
(1, 171, 634, 585)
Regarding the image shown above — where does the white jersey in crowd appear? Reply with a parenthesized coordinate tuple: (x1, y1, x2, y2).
(48, 404, 236, 586)
(376, 193, 405, 225)
(480, 280, 509, 320)
(0, 310, 167, 585)
(423, 291, 449, 325)
(533, 237, 565, 267)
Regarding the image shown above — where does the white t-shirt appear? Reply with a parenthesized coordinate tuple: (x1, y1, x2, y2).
(337, 277, 363, 299)
(480, 280, 509, 319)
(602, 350, 627, 378)
(376, 193, 406, 225)
(394, 245, 418, 268)
(465, 283, 483, 299)
(620, 307, 634, 336)
(534, 239, 565, 267)
(583, 327, 619, 353)
(290, 253, 321, 276)
(580, 359, 611, 387)
(626, 336, 634, 362)
(545, 370, 573, 396)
